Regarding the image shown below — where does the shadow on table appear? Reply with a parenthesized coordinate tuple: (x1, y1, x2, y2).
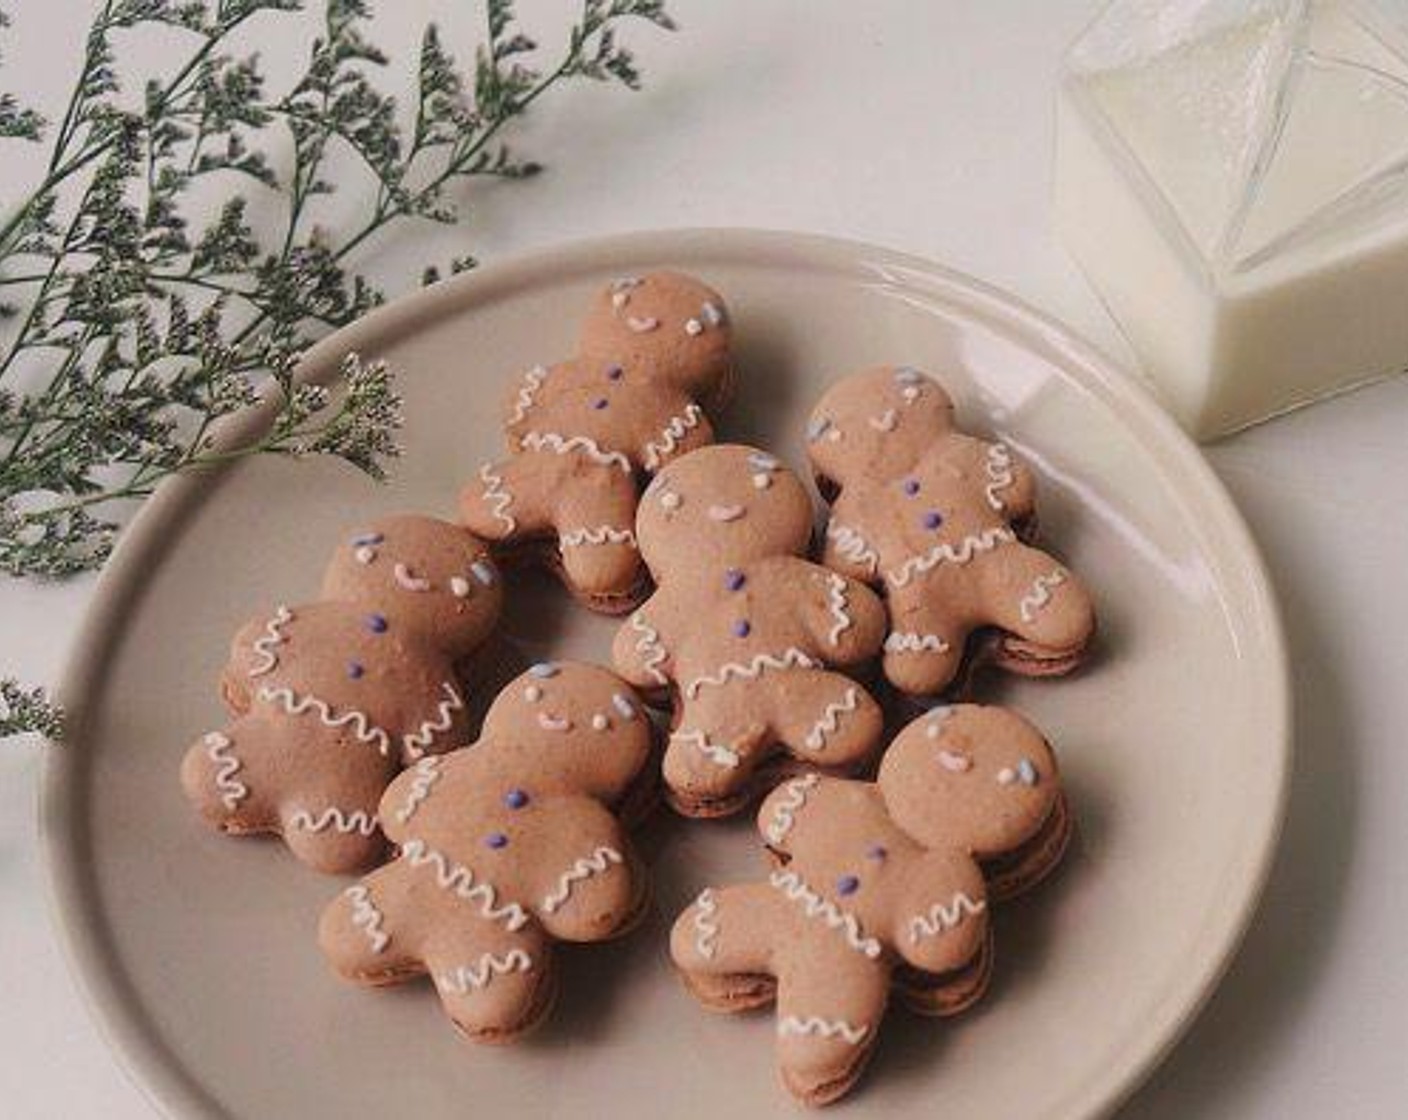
(1118, 488, 1358, 1117)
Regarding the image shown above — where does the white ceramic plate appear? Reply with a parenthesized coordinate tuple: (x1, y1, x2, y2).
(42, 230, 1288, 1119)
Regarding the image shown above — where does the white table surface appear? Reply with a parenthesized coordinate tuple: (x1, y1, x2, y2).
(4, 2, 1406, 1116)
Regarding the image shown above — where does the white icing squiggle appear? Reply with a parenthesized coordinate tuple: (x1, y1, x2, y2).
(394, 756, 442, 823)
(257, 684, 392, 757)
(884, 631, 952, 653)
(520, 431, 632, 474)
(983, 443, 1015, 512)
(401, 680, 464, 759)
(247, 605, 293, 677)
(345, 885, 389, 953)
(823, 572, 852, 647)
(438, 949, 533, 994)
(778, 1016, 869, 1046)
(478, 462, 517, 532)
(907, 892, 986, 943)
(507, 365, 548, 425)
(768, 869, 882, 960)
(541, 846, 623, 913)
(692, 888, 721, 959)
(803, 688, 859, 752)
(642, 403, 704, 470)
(559, 525, 638, 549)
(826, 522, 879, 577)
(629, 610, 669, 686)
(886, 527, 1017, 588)
(288, 806, 378, 836)
(764, 773, 819, 844)
(673, 728, 741, 769)
(1018, 569, 1067, 623)
(684, 648, 817, 700)
(204, 731, 248, 811)
(401, 839, 529, 931)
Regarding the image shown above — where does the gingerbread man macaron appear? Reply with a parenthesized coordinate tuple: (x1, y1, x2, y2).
(318, 661, 655, 1042)
(670, 704, 1070, 1105)
(180, 515, 502, 873)
(461, 271, 734, 613)
(612, 444, 888, 818)
(805, 366, 1096, 696)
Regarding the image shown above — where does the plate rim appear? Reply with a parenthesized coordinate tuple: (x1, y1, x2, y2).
(38, 226, 1291, 1120)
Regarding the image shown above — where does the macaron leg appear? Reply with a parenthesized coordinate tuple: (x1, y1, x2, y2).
(423, 925, 551, 1045)
(771, 669, 882, 772)
(773, 955, 890, 1107)
(661, 692, 768, 817)
(179, 713, 281, 836)
(669, 882, 780, 1012)
(548, 460, 644, 604)
(880, 583, 968, 696)
(980, 545, 1094, 673)
(318, 863, 423, 985)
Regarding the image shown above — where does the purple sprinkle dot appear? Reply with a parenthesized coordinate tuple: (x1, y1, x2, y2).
(902, 479, 920, 496)
(606, 364, 624, 380)
(724, 568, 746, 591)
(485, 832, 509, 850)
(866, 844, 887, 861)
(346, 661, 365, 680)
(593, 397, 609, 410)
(732, 619, 751, 638)
(504, 789, 529, 810)
(365, 613, 388, 634)
(923, 511, 944, 530)
(836, 874, 860, 896)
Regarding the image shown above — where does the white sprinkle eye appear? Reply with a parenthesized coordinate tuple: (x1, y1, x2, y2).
(591, 713, 610, 731)
(660, 491, 682, 511)
(524, 685, 543, 703)
(684, 318, 703, 336)
(354, 546, 376, 565)
(902, 385, 920, 402)
(450, 576, 471, 598)
(997, 767, 1016, 786)
(752, 473, 771, 490)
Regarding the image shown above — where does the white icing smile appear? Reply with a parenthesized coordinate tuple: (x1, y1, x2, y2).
(394, 562, 431, 592)
(708, 504, 746, 522)
(538, 713, 572, 732)
(868, 409, 898, 432)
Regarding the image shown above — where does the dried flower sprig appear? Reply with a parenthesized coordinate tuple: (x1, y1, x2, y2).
(0, 0, 675, 739)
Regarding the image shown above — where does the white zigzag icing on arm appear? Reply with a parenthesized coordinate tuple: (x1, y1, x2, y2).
(673, 728, 741, 769)
(642, 403, 704, 470)
(289, 807, 379, 836)
(629, 610, 669, 686)
(692, 888, 721, 959)
(885, 526, 1017, 588)
(558, 525, 638, 549)
(764, 773, 819, 844)
(345, 885, 389, 953)
(401, 839, 529, 931)
(438, 949, 534, 994)
(478, 462, 517, 532)
(507, 365, 547, 425)
(1018, 569, 1067, 622)
(247, 605, 293, 677)
(826, 523, 879, 577)
(684, 648, 817, 699)
(401, 680, 463, 759)
(823, 572, 852, 647)
(768, 869, 882, 959)
(203, 732, 248, 810)
(884, 631, 951, 653)
(541, 846, 624, 913)
(394, 756, 443, 823)
(257, 684, 392, 757)
(520, 431, 632, 474)
(777, 1016, 869, 1045)
(802, 688, 860, 752)
(984, 443, 1015, 511)
(907, 892, 986, 943)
